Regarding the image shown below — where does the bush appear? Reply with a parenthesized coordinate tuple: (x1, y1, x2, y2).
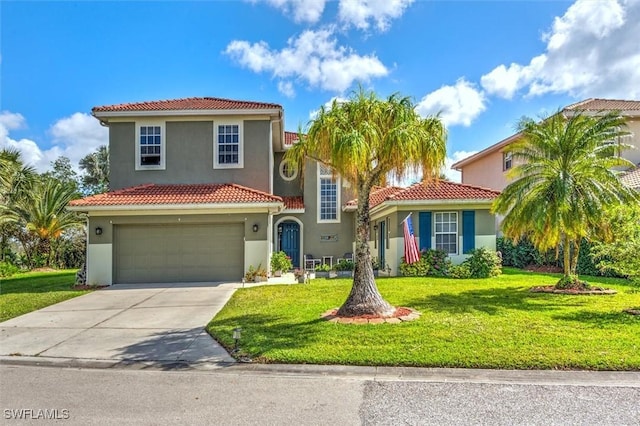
(0, 261, 19, 278)
(399, 249, 450, 277)
(497, 236, 546, 268)
(449, 263, 472, 279)
(334, 259, 354, 271)
(315, 263, 331, 272)
(270, 251, 293, 273)
(464, 247, 502, 278)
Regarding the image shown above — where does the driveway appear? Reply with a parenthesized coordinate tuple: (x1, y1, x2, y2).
(0, 282, 239, 365)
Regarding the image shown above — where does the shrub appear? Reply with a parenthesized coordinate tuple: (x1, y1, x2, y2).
(497, 236, 546, 268)
(0, 261, 19, 278)
(449, 263, 472, 279)
(270, 251, 293, 273)
(464, 247, 502, 278)
(315, 263, 331, 272)
(399, 249, 450, 277)
(334, 259, 354, 271)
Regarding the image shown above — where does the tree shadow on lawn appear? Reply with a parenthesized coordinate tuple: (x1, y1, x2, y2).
(207, 313, 327, 357)
(551, 309, 640, 326)
(404, 286, 586, 316)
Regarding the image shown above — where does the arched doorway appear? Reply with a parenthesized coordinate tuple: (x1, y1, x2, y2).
(277, 220, 300, 268)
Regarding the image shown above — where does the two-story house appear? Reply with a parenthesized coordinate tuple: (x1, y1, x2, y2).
(451, 99, 640, 191)
(69, 97, 501, 285)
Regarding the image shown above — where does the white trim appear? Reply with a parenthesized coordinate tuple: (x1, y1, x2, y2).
(316, 165, 341, 223)
(135, 121, 166, 171)
(274, 216, 304, 269)
(214, 120, 244, 169)
(94, 108, 282, 118)
(68, 202, 283, 213)
(279, 159, 298, 181)
(281, 208, 305, 214)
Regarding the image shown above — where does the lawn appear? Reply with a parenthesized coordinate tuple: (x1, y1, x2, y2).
(207, 268, 640, 370)
(0, 270, 89, 322)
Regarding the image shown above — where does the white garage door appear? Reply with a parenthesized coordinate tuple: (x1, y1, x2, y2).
(114, 223, 244, 284)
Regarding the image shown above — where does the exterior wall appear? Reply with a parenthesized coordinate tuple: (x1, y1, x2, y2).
(460, 150, 510, 191)
(87, 212, 269, 285)
(109, 119, 271, 191)
(272, 151, 303, 197)
(623, 118, 640, 166)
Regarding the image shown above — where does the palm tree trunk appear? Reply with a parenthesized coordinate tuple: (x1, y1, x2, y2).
(563, 234, 571, 278)
(570, 239, 581, 276)
(337, 182, 395, 317)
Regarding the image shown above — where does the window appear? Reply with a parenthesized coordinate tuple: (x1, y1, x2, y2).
(503, 152, 513, 171)
(214, 122, 243, 168)
(317, 164, 339, 222)
(279, 159, 298, 181)
(136, 124, 165, 170)
(435, 212, 458, 254)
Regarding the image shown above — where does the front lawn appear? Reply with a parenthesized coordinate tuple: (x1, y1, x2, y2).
(0, 270, 89, 322)
(207, 268, 640, 370)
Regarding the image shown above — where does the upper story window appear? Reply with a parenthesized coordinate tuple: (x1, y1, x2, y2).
(136, 123, 165, 170)
(279, 159, 298, 181)
(435, 212, 458, 255)
(317, 164, 340, 223)
(503, 152, 513, 171)
(214, 122, 243, 169)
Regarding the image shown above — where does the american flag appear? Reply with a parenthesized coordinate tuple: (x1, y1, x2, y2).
(403, 213, 420, 264)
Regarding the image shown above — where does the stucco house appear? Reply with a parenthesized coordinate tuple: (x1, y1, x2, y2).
(69, 97, 500, 285)
(451, 99, 640, 191)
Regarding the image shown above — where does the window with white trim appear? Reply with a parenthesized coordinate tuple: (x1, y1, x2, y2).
(136, 124, 165, 170)
(503, 151, 513, 171)
(214, 122, 243, 168)
(279, 159, 298, 181)
(435, 212, 458, 254)
(317, 164, 339, 222)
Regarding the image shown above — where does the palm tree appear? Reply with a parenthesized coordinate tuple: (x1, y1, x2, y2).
(492, 110, 639, 288)
(286, 89, 446, 316)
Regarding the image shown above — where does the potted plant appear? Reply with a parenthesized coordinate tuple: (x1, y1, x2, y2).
(254, 263, 268, 282)
(293, 268, 306, 283)
(334, 259, 355, 277)
(314, 263, 331, 278)
(270, 251, 293, 277)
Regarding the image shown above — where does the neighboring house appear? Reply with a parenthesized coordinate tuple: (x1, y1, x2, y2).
(345, 181, 500, 275)
(69, 96, 499, 285)
(452, 99, 640, 191)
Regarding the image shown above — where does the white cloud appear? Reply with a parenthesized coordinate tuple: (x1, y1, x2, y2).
(308, 95, 348, 119)
(0, 111, 107, 172)
(416, 79, 486, 127)
(481, 0, 640, 99)
(225, 28, 389, 93)
(443, 150, 478, 182)
(278, 81, 296, 97)
(338, 0, 414, 32)
(251, 0, 326, 24)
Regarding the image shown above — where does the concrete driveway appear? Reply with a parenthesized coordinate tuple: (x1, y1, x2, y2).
(0, 282, 239, 365)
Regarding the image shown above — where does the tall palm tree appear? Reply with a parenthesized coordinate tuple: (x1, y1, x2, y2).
(286, 89, 446, 316)
(492, 110, 639, 288)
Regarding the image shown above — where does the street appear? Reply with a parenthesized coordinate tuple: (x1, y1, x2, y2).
(1, 364, 639, 425)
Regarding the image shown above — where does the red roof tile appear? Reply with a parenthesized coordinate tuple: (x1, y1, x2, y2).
(347, 181, 499, 209)
(564, 98, 640, 111)
(92, 97, 282, 113)
(69, 183, 282, 207)
(283, 196, 304, 210)
(284, 131, 301, 146)
(621, 167, 640, 190)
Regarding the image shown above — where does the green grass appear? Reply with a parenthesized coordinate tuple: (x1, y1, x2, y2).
(207, 268, 640, 370)
(0, 270, 89, 322)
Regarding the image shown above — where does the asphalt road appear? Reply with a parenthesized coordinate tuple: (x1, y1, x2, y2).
(1, 365, 639, 425)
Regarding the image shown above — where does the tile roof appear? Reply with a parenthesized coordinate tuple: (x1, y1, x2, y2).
(92, 97, 282, 113)
(564, 98, 640, 111)
(69, 183, 283, 207)
(347, 181, 500, 209)
(284, 131, 301, 146)
(621, 167, 640, 190)
(282, 196, 304, 210)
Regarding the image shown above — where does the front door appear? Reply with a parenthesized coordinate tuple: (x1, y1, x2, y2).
(378, 220, 385, 268)
(280, 221, 300, 268)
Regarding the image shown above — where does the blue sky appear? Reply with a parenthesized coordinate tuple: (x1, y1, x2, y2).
(2, 0, 639, 180)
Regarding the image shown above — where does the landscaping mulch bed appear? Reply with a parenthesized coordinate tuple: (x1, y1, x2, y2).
(72, 284, 108, 290)
(320, 307, 421, 324)
(530, 285, 617, 295)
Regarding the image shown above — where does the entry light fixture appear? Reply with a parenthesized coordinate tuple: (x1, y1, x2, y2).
(277, 225, 283, 234)
(232, 327, 242, 353)
(373, 224, 378, 231)
(252, 223, 259, 232)
(95, 227, 103, 236)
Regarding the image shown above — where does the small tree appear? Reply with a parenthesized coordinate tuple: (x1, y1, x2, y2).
(79, 146, 109, 195)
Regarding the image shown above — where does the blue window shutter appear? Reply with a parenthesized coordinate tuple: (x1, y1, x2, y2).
(462, 210, 475, 254)
(418, 212, 432, 250)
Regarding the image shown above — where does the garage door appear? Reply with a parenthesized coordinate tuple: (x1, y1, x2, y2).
(114, 223, 244, 284)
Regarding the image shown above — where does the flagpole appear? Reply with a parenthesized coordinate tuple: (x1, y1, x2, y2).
(402, 212, 413, 223)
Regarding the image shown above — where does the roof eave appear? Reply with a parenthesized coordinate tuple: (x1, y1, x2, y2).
(451, 132, 523, 170)
(67, 202, 284, 212)
(92, 108, 283, 120)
